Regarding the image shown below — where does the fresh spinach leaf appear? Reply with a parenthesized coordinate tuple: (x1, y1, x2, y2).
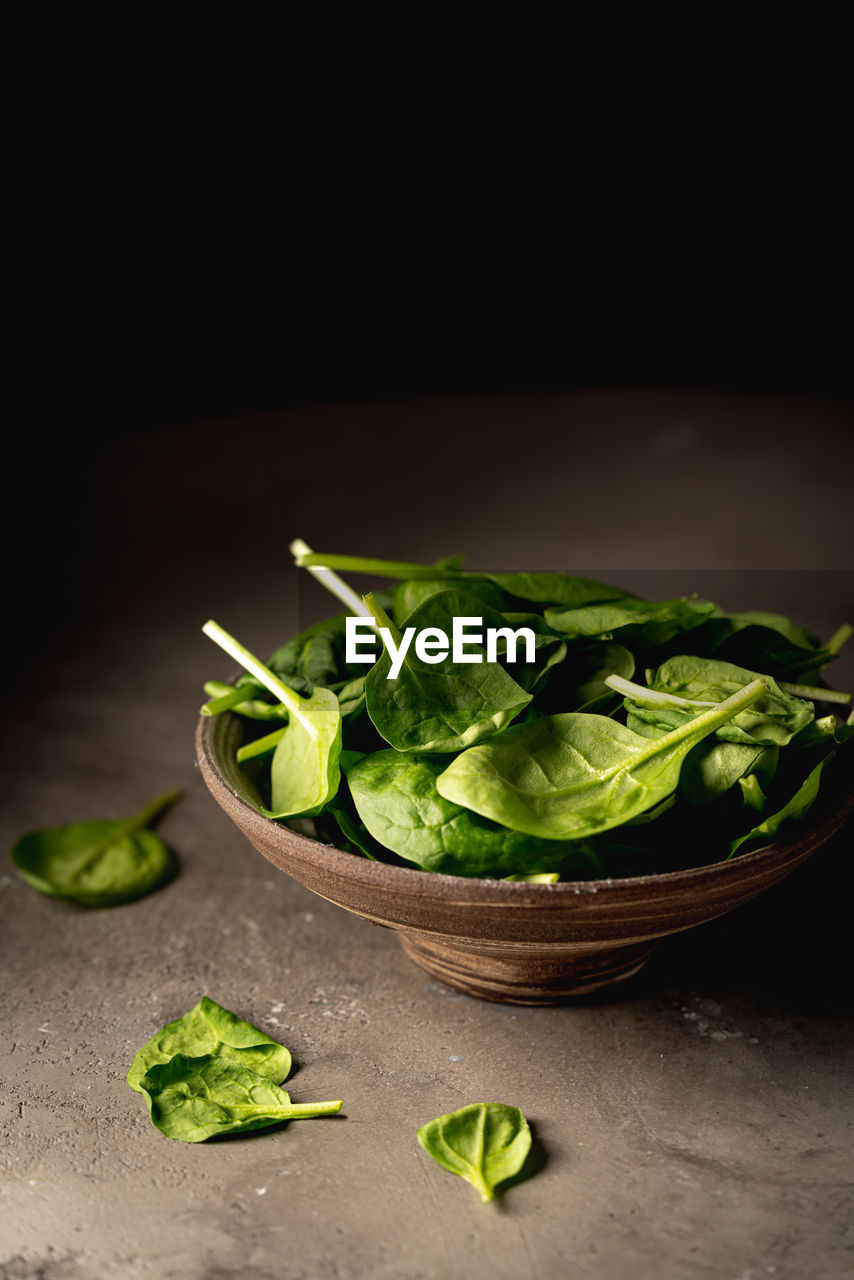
(393, 577, 511, 622)
(128, 996, 292, 1094)
(416, 1103, 532, 1202)
(544, 597, 716, 648)
(364, 592, 532, 754)
(347, 750, 589, 876)
(688, 610, 835, 680)
(11, 790, 179, 907)
(203, 621, 341, 819)
(622, 657, 814, 747)
(436, 681, 768, 840)
(678, 741, 778, 806)
(728, 754, 834, 857)
(139, 1054, 342, 1142)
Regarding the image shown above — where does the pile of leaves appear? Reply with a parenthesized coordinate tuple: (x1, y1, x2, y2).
(201, 549, 853, 880)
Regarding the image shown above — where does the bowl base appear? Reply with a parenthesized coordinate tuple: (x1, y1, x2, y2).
(398, 933, 657, 1004)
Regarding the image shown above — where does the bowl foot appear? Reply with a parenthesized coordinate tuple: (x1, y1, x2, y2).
(398, 933, 657, 1004)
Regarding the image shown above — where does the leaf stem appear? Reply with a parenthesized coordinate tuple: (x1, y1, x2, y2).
(779, 682, 851, 705)
(202, 621, 316, 738)
(363, 593, 404, 648)
(236, 727, 288, 763)
(642, 679, 768, 757)
(290, 539, 374, 618)
(827, 623, 853, 655)
(129, 789, 182, 832)
(201, 681, 268, 716)
(605, 673, 716, 710)
(294, 550, 453, 580)
(283, 1100, 343, 1118)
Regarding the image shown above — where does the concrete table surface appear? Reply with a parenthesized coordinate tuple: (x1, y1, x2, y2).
(2, 391, 853, 1280)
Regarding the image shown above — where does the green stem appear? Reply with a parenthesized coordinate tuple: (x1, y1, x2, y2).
(779, 682, 851, 706)
(129, 789, 182, 832)
(295, 551, 454, 580)
(827, 623, 853, 655)
(636, 679, 767, 761)
(363, 593, 404, 649)
(282, 1100, 343, 1118)
(290, 538, 374, 618)
(237, 727, 288, 763)
(605, 673, 716, 710)
(201, 681, 267, 716)
(202, 621, 316, 739)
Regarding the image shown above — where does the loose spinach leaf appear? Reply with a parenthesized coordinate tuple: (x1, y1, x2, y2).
(128, 996, 292, 1094)
(624, 657, 814, 747)
(203, 621, 342, 819)
(139, 1054, 342, 1142)
(728, 754, 834, 857)
(364, 592, 532, 754)
(201, 679, 285, 720)
(436, 681, 768, 840)
(417, 1103, 532, 1202)
(11, 790, 179, 907)
(347, 750, 596, 876)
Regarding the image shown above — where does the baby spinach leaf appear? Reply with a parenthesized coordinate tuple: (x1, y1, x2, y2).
(11, 789, 179, 907)
(393, 576, 511, 622)
(678, 741, 778, 806)
(417, 1103, 532, 1202)
(690, 611, 835, 680)
(728, 754, 833, 857)
(203, 621, 342, 819)
(347, 750, 582, 876)
(138, 1054, 342, 1142)
(364, 593, 531, 754)
(544, 597, 716, 648)
(127, 996, 292, 1094)
(624, 657, 814, 747)
(436, 681, 768, 840)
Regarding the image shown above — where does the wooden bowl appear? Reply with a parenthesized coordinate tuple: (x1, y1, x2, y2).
(196, 713, 853, 1005)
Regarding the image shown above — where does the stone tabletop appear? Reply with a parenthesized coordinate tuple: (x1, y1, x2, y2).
(2, 391, 852, 1280)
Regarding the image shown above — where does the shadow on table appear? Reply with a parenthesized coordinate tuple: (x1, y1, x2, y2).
(629, 822, 854, 1017)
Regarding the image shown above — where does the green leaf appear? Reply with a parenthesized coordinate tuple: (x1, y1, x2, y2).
(417, 1103, 532, 1202)
(364, 592, 532, 754)
(626, 656, 814, 747)
(393, 577, 511, 622)
(347, 750, 588, 876)
(728, 754, 833, 857)
(691, 611, 834, 680)
(127, 996, 292, 1094)
(203, 621, 341, 819)
(436, 681, 768, 840)
(544, 597, 716, 648)
(11, 790, 179, 907)
(679, 741, 778, 806)
(138, 1054, 342, 1142)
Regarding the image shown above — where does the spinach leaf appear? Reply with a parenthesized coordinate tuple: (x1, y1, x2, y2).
(364, 593, 531, 754)
(393, 577, 511, 622)
(347, 750, 589, 876)
(417, 1103, 532, 1202)
(127, 996, 292, 1094)
(622, 657, 814, 747)
(139, 1054, 342, 1142)
(678, 741, 778, 806)
(544, 597, 716, 648)
(436, 680, 768, 840)
(203, 621, 341, 819)
(728, 754, 833, 857)
(688, 611, 835, 680)
(11, 789, 179, 907)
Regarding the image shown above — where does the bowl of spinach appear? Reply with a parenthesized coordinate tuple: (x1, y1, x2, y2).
(195, 546, 853, 1004)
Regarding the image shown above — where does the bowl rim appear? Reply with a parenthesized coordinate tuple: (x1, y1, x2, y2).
(197, 711, 854, 900)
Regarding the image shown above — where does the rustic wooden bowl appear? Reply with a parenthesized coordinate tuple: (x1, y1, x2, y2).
(196, 713, 853, 1005)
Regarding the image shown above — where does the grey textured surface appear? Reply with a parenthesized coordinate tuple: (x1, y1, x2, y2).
(2, 391, 853, 1279)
